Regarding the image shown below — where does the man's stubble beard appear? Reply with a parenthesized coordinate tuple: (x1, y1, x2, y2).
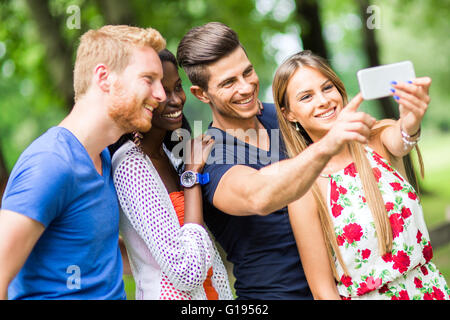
(108, 80, 151, 134)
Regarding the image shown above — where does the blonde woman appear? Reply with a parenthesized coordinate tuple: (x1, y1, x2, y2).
(273, 50, 449, 300)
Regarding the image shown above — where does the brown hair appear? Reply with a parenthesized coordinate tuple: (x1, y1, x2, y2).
(272, 51, 423, 280)
(73, 25, 166, 102)
(176, 22, 243, 90)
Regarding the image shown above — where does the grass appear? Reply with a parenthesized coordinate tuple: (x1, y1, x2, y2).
(433, 244, 450, 284)
(122, 131, 450, 298)
(415, 130, 450, 284)
(419, 133, 450, 228)
(123, 275, 135, 300)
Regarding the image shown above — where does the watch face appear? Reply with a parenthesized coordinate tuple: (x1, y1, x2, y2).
(181, 171, 196, 187)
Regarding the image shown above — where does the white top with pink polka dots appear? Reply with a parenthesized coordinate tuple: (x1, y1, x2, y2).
(112, 141, 233, 300)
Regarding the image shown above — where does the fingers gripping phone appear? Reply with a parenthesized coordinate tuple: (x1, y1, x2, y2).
(357, 61, 416, 100)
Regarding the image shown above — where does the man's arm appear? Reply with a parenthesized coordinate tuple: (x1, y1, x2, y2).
(0, 210, 45, 299)
(213, 93, 375, 216)
(214, 141, 332, 215)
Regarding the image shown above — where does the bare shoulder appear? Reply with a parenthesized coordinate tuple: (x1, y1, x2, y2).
(368, 119, 406, 173)
(288, 189, 317, 216)
(368, 119, 397, 161)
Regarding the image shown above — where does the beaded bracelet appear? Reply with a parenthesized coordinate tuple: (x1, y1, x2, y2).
(400, 125, 421, 150)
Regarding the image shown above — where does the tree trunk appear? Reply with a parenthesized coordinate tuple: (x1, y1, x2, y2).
(96, 0, 137, 25)
(358, 0, 426, 194)
(2, 0, 76, 202)
(295, 0, 328, 59)
(0, 144, 9, 206)
(24, 0, 74, 109)
(357, 0, 397, 120)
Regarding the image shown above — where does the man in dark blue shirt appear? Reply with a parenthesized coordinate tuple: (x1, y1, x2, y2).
(176, 22, 375, 299)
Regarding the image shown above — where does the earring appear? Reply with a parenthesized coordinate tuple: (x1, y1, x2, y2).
(295, 122, 300, 132)
(133, 131, 143, 147)
(174, 129, 183, 142)
(257, 99, 263, 115)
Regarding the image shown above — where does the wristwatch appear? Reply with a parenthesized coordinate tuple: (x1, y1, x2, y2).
(180, 170, 210, 188)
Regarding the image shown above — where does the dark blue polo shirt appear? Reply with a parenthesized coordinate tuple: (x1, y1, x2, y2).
(202, 103, 312, 300)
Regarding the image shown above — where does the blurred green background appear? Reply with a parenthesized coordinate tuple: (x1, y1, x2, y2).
(0, 0, 449, 299)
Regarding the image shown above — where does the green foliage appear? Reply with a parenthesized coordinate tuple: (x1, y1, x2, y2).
(1, 0, 449, 169)
(378, 0, 450, 130)
(0, 0, 66, 167)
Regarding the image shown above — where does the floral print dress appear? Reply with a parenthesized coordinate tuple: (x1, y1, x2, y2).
(326, 146, 449, 300)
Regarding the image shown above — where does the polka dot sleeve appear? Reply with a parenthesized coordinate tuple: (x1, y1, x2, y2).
(113, 145, 214, 292)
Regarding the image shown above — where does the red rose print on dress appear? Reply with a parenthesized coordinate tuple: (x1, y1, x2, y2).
(378, 284, 389, 294)
(408, 191, 417, 200)
(330, 180, 339, 203)
(331, 203, 344, 218)
(337, 234, 345, 246)
(420, 265, 428, 276)
(357, 276, 382, 296)
(372, 152, 393, 172)
(422, 242, 433, 264)
(392, 290, 409, 300)
(392, 250, 410, 273)
(390, 182, 403, 191)
(361, 248, 371, 260)
(423, 292, 433, 300)
(338, 186, 347, 195)
(432, 286, 445, 300)
(401, 206, 412, 219)
(340, 274, 353, 287)
(389, 213, 404, 238)
(343, 223, 363, 244)
(385, 202, 394, 212)
(393, 171, 404, 182)
(414, 277, 423, 288)
(382, 252, 393, 262)
(416, 230, 423, 243)
(344, 163, 357, 177)
(329, 148, 449, 300)
(372, 167, 382, 182)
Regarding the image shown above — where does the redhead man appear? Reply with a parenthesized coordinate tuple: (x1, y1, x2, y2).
(0, 25, 166, 299)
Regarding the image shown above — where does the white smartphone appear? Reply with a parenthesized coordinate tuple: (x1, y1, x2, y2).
(357, 61, 416, 100)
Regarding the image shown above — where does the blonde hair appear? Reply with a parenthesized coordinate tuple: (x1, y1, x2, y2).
(273, 51, 423, 281)
(73, 25, 166, 102)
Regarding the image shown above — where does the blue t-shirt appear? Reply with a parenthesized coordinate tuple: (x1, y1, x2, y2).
(203, 103, 312, 300)
(2, 127, 126, 300)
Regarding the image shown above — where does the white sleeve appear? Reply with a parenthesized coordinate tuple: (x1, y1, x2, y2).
(113, 146, 214, 291)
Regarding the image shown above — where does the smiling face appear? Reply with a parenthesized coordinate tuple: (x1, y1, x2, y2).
(285, 66, 344, 141)
(108, 46, 166, 133)
(151, 61, 186, 132)
(195, 46, 260, 127)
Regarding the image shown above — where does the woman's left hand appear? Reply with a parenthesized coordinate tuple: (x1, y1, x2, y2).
(391, 77, 432, 135)
(185, 134, 215, 173)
